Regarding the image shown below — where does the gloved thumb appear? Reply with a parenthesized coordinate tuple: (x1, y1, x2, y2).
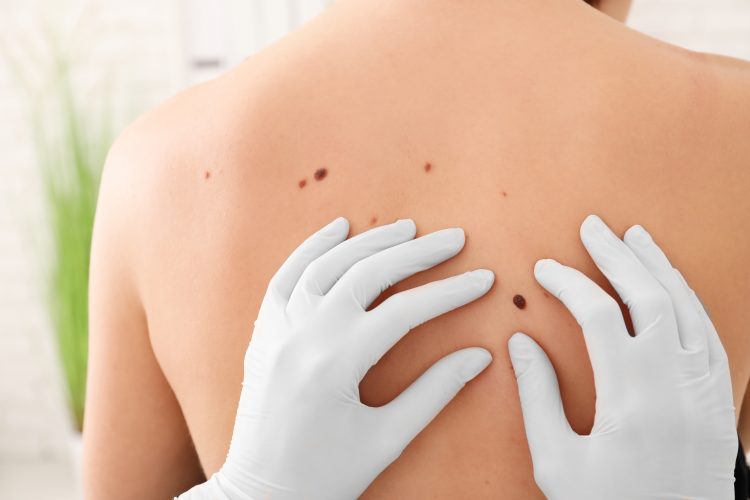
(381, 347, 492, 455)
(509, 333, 575, 463)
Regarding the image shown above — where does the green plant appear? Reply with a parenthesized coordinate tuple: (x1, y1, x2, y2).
(4, 34, 113, 431)
(34, 69, 110, 431)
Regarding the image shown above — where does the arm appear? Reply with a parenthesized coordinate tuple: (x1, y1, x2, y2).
(82, 139, 204, 499)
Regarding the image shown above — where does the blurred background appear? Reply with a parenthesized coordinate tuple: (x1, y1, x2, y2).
(0, 1, 749, 498)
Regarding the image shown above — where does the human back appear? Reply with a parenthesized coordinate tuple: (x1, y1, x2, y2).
(84, 0, 750, 498)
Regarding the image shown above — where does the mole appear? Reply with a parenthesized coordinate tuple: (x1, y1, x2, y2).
(513, 294, 527, 310)
(501, 191, 508, 197)
(314, 167, 328, 181)
(298, 179, 307, 189)
(204, 170, 211, 180)
(369, 215, 378, 226)
(424, 162, 432, 173)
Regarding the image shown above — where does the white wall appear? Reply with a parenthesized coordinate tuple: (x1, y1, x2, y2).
(184, 0, 332, 83)
(629, 0, 750, 60)
(0, 1, 748, 499)
(0, 2, 186, 499)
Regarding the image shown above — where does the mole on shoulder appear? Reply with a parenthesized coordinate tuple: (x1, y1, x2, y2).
(513, 294, 527, 310)
(501, 191, 508, 197)
(424, 162, 432, 173)
(298, 179, 307, 189)
(369, 215, 378, 226)
(314, 167, 328, 181)
(204, 170, 211, 180)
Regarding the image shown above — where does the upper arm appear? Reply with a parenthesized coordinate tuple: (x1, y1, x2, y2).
(82, 129, 205, 499)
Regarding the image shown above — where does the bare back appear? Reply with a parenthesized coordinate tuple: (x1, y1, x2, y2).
(83, 1, 750, 498)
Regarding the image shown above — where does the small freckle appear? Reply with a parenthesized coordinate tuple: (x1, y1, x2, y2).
(424, 162, 432, 173)
(501, 191, 508, 197)
(513, 294, 527, 310)
(543, 291, 550, 298)
(298, 179, 307, 189)
(369, 215, 378, 225)
(204, 170, 211, 180)
(314, 167, 328, 181)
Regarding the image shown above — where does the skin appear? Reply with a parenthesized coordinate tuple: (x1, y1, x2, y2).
(83, 0, 750, 498)
(596, 0, 632, 21)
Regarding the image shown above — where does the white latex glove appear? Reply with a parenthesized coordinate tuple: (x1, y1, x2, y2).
(179, 217, 494, 500)
(509, 215, 737, 500)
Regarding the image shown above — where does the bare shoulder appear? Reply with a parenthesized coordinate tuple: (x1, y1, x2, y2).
(96, 68, 289, 357)
(101, 78, 224, 207)
(688, 50, 750, 138)
(630, 44, 750, 224)
(85, 81, 219, 498)
(97, 73, 272, 287)
(686, 51, 750, 228)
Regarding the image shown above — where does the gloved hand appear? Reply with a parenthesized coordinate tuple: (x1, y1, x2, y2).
(179, 217, 494, 500)
(509, 215, 737, 500)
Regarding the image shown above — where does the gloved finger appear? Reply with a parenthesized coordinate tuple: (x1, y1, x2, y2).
(623, 225, 707, 356)
(378, 347, 492, 456)
(358, 270, 494, 368)
(508, 333, 576, 469)
(266, 217, 349, 303)
(286, 219, 416, 315)
(327, 228, 466, 310)
(534, 258, 629, 382)
(676, 269, 729, 370)
(580, 215, 680, 344)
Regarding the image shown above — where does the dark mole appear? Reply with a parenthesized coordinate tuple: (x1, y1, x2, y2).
(513, 294, 527, 309)
(424, 162, 432, 173)
(298, 179, 307, 189)
(314, 167, 328, 181)
(369, 215, 378, 225)
(204, 170, 211, 180)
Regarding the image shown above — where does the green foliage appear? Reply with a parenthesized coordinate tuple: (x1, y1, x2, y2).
(4, 35, 112, 431)
(34, 71, 110, 431)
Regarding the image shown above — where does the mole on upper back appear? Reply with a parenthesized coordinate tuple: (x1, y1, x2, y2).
(297, 167, 329, 189)
(314, 167, 328, 181)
